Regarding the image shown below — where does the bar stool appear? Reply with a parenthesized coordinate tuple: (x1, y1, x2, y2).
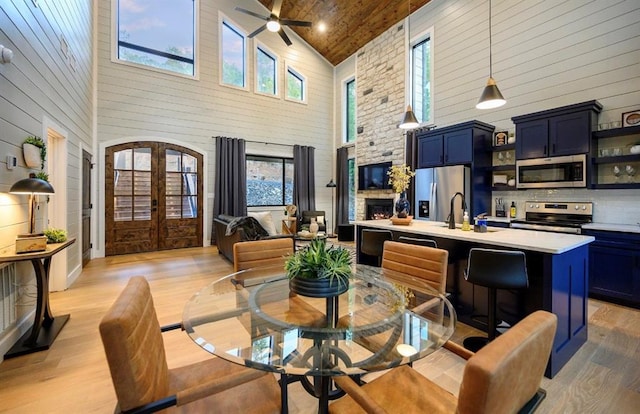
(398, 235, 437, 248)
(360, 229, 392, 266)
(463, 248, 528, 352)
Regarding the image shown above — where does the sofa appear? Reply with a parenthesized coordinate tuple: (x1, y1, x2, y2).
(213, 214, 292, 264)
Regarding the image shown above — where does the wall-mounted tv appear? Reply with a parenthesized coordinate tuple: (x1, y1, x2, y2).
(358, 162, 392, 190)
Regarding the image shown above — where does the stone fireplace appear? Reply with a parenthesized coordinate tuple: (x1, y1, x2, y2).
(365, 198, 394, 220)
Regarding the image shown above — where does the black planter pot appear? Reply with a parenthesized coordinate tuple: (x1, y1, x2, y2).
(289, 276, 349, 298)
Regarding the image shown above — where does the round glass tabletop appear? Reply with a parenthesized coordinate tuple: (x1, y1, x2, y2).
(183, 264, 456, 377)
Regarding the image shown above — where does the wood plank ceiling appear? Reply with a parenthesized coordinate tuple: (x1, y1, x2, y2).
(255, 0, 433, 66)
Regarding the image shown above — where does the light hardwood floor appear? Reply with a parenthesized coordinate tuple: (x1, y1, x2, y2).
(0, 246, 638, 413)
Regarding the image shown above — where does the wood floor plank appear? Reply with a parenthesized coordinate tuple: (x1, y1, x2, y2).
(0, 246, 638, 413)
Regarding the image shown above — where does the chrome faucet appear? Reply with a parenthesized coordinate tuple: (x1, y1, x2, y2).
(448, 192, 468, 229)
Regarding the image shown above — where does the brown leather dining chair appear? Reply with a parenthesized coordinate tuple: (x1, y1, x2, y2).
(99, 276, 281, 414)
(329, 310, 557, 414)
(381, 240, 448, 294)
(233, 237, 294, 272)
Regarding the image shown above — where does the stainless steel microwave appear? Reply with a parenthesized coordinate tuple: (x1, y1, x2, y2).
(516, 154, 586, 189)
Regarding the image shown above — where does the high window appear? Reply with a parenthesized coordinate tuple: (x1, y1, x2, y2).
(286, 65, 306, 103)
(411, 33, 433, 124)
(345, 78, 356, 143)
(116, 0, 196, 76)
(246, 156, 294, 206)
(256, 46, 277, 96)
(221, 20, 246, 88)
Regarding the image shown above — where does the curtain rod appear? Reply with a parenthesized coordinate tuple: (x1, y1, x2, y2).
(244, 139, 294, 148)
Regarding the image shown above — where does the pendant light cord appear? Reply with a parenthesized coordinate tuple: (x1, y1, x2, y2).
(488, 0, 493, 78)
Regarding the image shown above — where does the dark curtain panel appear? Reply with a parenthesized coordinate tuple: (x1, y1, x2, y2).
(336, 147, 349, 230)
(405, 130, 416, 208)
(293, 145, 316, 213)
(211, 136, 247, 244)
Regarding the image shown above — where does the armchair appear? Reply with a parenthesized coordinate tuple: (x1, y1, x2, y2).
(99, 276, 281, 413)
(299, 210, 326, 233)
(329, 310, 557, 414)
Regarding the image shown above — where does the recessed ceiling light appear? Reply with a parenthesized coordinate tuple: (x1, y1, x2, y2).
(317, 22, 327, 32)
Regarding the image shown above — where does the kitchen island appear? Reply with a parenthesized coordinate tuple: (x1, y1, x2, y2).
(354, 219, 594, 378)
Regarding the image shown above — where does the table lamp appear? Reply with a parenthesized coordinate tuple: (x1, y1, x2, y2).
(10, 175, 55, 235)
(326, 178, 337, 238)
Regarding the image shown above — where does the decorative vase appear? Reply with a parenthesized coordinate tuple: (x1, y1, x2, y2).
(309, 218, 319, 234)
(395, 192, 410, 218)
(289, 276, 349, 298)
(23, 143, 41, 168)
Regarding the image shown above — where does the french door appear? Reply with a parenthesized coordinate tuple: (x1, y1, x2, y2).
(105, 142, 203, 256)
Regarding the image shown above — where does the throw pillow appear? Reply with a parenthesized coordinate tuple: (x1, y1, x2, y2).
(248, 211, 278, 236)
(316, 215, 325, 225)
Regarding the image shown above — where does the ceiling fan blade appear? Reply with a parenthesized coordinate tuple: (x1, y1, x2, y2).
(272, 0, 283, 18)
(248, 25, 268, 38)
(235, 7, 268, 21)
(280, 19, 312, 28)
(278, 28, 292, 46)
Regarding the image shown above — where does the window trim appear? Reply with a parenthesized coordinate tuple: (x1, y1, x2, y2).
(254, 42, 279, 98)
(285, 63, 307, 104)
(219, 13, 249, 91)
(343, 76, 356, 144)
(111, 0, 199, 79)
(407, 25, 435, 126)
(246, 155, 294, 207)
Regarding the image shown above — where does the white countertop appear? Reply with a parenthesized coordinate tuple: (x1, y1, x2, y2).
(582, 222, 640, 234)
(355, 219, 594, 254)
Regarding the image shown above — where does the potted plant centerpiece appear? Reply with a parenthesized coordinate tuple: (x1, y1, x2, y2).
(387, 164, 415, 221)
(285, 238, 352, 297)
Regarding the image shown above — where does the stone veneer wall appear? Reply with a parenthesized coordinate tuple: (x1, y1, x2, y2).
(355, 22, 407, 220)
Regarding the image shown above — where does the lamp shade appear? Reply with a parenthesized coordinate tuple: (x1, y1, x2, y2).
(326, 178, 336, 188)
(9, 177, 55, 194)
(476, 77, 506, 110)
(399, 105, 419, 129)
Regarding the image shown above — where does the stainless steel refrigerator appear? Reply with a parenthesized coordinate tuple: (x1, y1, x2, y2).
(414, 165, 471, 224)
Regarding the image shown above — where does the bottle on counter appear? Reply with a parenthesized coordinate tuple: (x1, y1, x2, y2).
(462, 211, 471, 231)
(510, 202, 517, 218)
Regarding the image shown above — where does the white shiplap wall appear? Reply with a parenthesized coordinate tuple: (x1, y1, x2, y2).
(335, 0, 640, 224)
(96, 0, 335, 255)
(0, 0, 93, 354)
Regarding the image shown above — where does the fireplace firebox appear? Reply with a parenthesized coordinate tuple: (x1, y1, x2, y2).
(365, 198, 394, 220)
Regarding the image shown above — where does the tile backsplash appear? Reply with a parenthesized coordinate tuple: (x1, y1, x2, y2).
(491, 188, 640, 225)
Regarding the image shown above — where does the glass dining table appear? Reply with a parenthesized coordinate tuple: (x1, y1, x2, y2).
(183, 264, 456, 414)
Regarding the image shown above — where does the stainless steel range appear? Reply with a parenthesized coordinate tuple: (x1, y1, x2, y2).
(510, 201, 593, 234)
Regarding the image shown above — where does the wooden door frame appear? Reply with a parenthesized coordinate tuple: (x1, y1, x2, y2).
(97, 137, 209, 258)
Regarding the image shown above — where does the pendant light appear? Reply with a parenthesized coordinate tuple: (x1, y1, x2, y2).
(476, 0, 506, 110)
(399, 0, 419, 129)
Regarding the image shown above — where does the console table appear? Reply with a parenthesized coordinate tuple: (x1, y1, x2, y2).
(1, 238, 75, 359)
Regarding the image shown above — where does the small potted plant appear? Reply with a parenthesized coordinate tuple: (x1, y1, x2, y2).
(43, 228, 68, 244)
(285, 238, 352, 297)
(23, 136, 47, 169)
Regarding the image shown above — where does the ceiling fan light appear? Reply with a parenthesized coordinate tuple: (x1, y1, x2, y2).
(267, 20, 281, 32)
(399, 105, 419, 129)
(476, 77, 506, 109)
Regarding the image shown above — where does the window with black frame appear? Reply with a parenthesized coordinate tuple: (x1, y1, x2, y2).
(246, 155, 294, 207)
(116, 0, 196, 76)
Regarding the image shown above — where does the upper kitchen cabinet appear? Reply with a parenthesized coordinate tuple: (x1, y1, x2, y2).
(416, 121, 495, 168)
(512, 100, 602, 160)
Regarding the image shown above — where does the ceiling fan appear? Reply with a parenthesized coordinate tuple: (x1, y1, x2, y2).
(235, 0, 312, 46)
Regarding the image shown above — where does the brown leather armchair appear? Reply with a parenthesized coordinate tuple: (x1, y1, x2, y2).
(233, 237, 294, 273)
(99, 276, 281, 413)
(329, 310, 558, 414)
(381, 240, 448, 294)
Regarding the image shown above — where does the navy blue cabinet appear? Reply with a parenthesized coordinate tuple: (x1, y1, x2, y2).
(513, 100, 601, 160)
(583, 229, 640, 309)
(416, 121, 492, 168)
